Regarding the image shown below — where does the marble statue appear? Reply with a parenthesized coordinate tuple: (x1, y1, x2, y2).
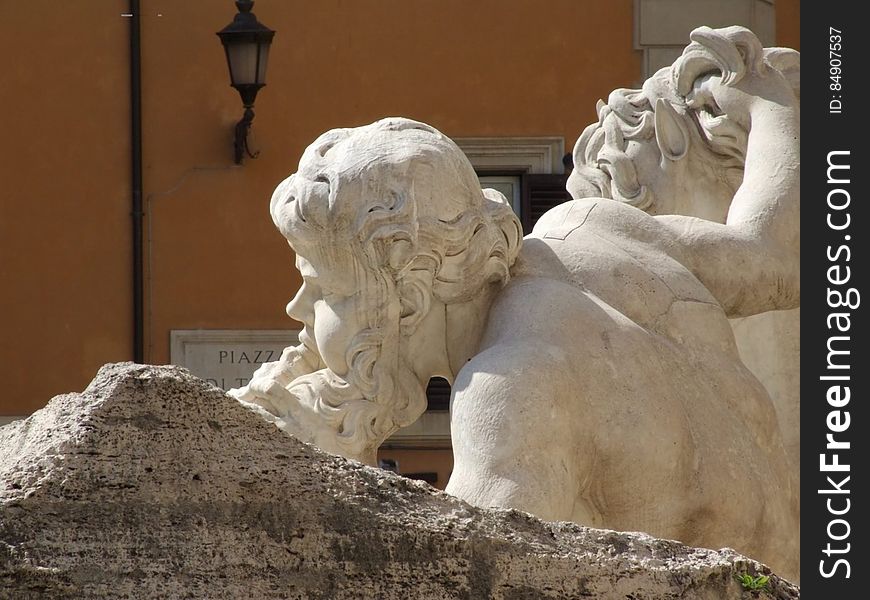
(232, 26, 800, 580)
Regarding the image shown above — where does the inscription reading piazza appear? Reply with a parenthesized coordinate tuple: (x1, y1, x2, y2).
(219, 349, 281, 366)
(170, 330, 299, 391)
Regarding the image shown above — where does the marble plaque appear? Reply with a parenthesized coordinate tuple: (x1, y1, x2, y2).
(170, 330, 299, 391)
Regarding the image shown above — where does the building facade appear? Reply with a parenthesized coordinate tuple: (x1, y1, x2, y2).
(1, 0, 800, 487)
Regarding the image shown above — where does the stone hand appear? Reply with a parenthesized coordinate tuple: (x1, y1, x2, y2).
(684, 68, 796, 132)
(234, 369, 332, 449)
(235, 361, 379, 464)
(230, 343, 321, 413)
(675, 26, 799, 131)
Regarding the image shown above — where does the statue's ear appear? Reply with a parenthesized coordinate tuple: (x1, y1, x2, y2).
(654, 98, 690, 163)
(397, 272, 431, 334)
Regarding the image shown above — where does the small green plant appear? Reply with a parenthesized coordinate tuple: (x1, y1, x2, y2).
(735, 572, 770, 591)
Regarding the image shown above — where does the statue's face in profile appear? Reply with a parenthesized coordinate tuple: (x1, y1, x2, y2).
(620, 136, 673, 213)
(286, 253, 368, 379)
(590, 116, 737, 221)
(567, 100, 668, 214)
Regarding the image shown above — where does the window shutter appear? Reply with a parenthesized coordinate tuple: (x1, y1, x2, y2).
(425, 377, 451, 411)
(520, 173, 571, 234)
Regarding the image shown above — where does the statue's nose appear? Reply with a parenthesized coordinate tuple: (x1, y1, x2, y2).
(286, 281, 317, 325)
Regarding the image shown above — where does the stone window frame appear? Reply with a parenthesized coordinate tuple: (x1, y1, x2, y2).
(634, 0, 776, 80)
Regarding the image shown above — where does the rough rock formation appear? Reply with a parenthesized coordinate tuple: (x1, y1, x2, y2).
(0, 363, 798, 599)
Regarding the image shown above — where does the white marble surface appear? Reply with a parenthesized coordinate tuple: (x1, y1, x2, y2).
(234, 26, 800, 582)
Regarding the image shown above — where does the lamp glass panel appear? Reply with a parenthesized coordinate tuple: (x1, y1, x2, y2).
(256, 43, 271, 84)
(226, 42, 259, 85)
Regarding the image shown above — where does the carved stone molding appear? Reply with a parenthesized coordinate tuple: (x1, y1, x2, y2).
(453, 136, 565, 175)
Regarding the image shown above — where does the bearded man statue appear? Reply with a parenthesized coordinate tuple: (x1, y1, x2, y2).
(233, 26, 800, 582)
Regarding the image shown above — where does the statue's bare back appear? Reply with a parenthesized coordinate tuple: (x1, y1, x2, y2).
(449, 197, 796, 575)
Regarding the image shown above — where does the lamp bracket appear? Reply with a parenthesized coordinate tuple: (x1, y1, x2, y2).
(234, 107, 259, 164)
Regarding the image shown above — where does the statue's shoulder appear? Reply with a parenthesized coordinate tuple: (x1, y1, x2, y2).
(455, 331, 576, 406)
(481, 273, 610, 357)
(530, 197, 655, 243)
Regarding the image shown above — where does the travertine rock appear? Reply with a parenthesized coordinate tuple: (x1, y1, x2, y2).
(0, 363, 798, 599)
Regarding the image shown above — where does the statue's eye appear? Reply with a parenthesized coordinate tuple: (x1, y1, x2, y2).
(294, 199, 306, 223)
(702, 96, 723, 118)
(367, 191, 402, 213)
(321, 291, 353, 311)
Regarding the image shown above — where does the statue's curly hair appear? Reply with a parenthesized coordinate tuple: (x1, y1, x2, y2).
(271, 117, 522, 305)
(266, 118, 523, 458)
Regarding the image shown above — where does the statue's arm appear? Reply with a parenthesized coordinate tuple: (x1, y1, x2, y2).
(656, 63, 799, 317)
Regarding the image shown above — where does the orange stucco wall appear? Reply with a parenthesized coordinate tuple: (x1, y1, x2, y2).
(0, 2, 132, 414)
(777, 0, 801, 50)
(142, 0, 641, 371)
(1, 1, 799, 416)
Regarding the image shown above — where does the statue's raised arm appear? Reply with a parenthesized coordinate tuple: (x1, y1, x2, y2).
(568, 25, 799, 317)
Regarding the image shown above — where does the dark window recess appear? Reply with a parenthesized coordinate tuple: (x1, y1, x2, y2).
(378, 458, 398, 472)
(403, 472, 438, 485)
(425, 377, 451, 411)
(520, 173, 572, 234)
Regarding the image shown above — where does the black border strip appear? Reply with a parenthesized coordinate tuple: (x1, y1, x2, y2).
(801, 2, 867, 594)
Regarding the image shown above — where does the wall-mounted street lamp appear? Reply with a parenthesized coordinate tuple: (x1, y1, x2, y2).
(217, 0, 275, 164)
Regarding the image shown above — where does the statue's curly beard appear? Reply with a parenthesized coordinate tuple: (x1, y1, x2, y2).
(237, 326, 428, 466)
(567, 101, 663, 210)
(567, 152, 654, 211)
(566, 164, 611, 201)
